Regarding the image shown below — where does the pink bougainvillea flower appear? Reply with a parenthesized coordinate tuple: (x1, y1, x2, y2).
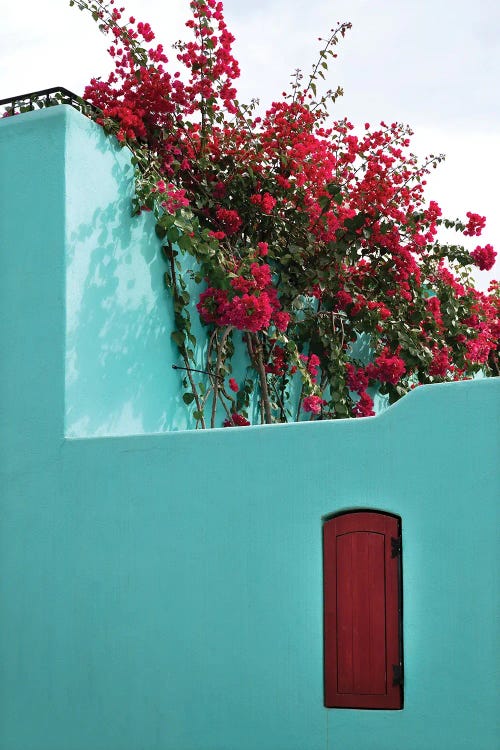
(470, 244, 496, 271)
(463, 212, 486, 237)
(429, 346, 452, 377)
(302, 395, 326, 414)
(366, 350, 406, 385)
(223, 413, 250, 427)
(272, 311, 290, 332)
(216, 207, 242, 235)
(352, 390, 375, 417)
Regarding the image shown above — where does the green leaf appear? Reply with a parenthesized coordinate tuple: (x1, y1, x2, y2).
(177, 234, 192, 251)
(344, 213, 366, 232)
(160, 213, 175, 229)
(171, 331, 185, 348)
(183, 392, 195, 405)
(326, 182, 341, 196)
(193, 410, 204, 421)
(167, 226, 180, 243)
(318, 195, 331, 212)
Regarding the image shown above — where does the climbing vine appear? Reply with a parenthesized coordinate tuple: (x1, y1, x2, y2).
(69, 0, 499, 427)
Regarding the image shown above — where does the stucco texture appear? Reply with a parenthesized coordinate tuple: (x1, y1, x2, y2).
(1, 106, 499, 750)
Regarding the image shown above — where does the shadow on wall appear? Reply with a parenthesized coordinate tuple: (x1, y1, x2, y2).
(65, 190, 193, 437)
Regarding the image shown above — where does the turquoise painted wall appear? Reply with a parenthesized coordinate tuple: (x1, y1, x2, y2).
(63, 108, 188, 435)
(1, 107, 499, 750)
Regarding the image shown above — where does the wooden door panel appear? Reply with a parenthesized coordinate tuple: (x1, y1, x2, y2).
(324, 511, 403, 709)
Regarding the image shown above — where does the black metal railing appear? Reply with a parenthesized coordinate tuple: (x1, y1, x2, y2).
(0, 86, 99, 118)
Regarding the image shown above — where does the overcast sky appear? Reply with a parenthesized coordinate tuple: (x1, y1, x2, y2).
(1, 0, 499, 288)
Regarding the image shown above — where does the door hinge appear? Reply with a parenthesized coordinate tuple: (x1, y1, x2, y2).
(392, 663, 404, 686)
(391, 536, 402, 558)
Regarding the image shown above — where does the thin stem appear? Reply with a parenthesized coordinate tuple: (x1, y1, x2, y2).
(270, 377, 287, 422)
(248, 333, 272, 423)
(296, 383, 304, 422)
(168, 242, 206, 428)
(211, 326, 234, 428)
(303, 22, 351, 100)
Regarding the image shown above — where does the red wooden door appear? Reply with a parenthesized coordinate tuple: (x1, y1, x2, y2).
(323, 511, 403, 709)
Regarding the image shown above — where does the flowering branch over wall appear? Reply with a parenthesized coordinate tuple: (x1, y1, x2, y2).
(69, 0, 500, 427)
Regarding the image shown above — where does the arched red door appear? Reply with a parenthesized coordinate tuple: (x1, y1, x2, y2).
(323, 511, 403, 709)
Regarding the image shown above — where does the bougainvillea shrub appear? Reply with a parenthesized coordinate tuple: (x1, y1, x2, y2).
(70, 0, 499, 427)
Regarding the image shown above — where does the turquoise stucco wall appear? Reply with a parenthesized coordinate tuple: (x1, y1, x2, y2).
(63, 108, 188, 435)
(1, 106, 499, 750)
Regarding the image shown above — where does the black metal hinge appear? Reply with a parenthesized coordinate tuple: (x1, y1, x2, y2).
(391, 536, 402, 558)
(392, 663, 404, 686)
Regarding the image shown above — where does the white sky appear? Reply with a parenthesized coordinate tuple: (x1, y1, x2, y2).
(1, 0, 499, 288)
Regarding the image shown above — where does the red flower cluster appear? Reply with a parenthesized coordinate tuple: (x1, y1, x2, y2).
(366, 300, 391, 321)
(250, 262, 272, 289)
(345, 363, 369, 393)
(155, 182, 190, 214)
(196, 259, 290, 333)
(428, 346, 451, 377)
(228, 293, 273, 331)
(470, 244, 496, 271)
(426, 296, 443, 329)
(273, 311, 290, 332)
(179, 0, 240, 116)
(265, 345, 287, 375)
(352, 391, 375, 417)
(136, 21, 154, 42)
(216, 207, 242, 235)
(463, 212, 486, 237)
(366, 350, 406, 385)
(83, 0, 241, 151)
(302, 395, 326, 414)
(223, 413, 250, 427)
(300, 353, 320, 382)
(197, 287, 272, 332)
(250, 192, 277, 214)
